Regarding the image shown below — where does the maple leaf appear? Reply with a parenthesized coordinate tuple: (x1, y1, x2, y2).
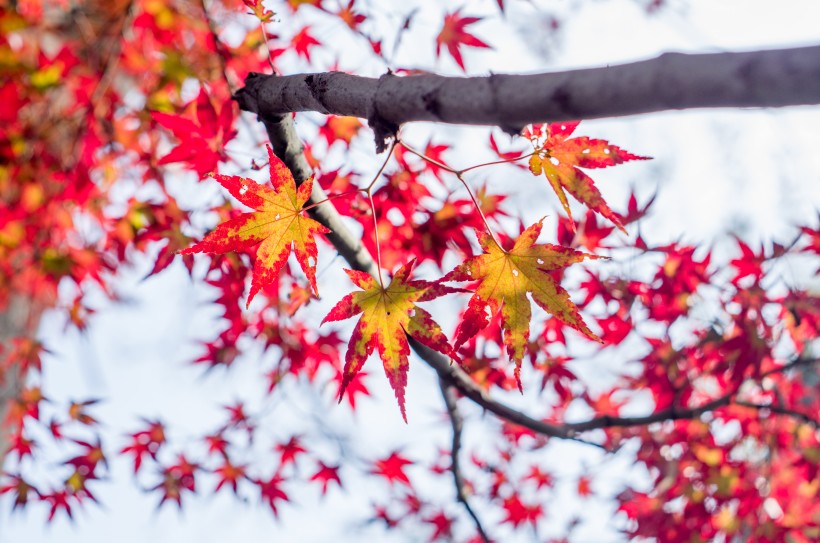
(44, 490, 74, 521)
(444, 219, 600, 388)
(153, 87, 236, 177)
(524, 465, 554, 490)
(120, 420, 166, 473)
(336, 0, 366, 30)
(310, 461, 342, 495)
(332, 369, 371, 409)
(435, 11, 491, 71)
(256, 474, 289, 516)
(425, 510, 454, 540)
(372, 452, 413, 486)
(276, 435, 307, 467)
(242, 0, 274, 22)
(501, 495, 543, 528)
(214, 459, 247, 494)
(0, 474, 37, 511)
(153, 455, 198, 508)
(181, 145, 329, 307)
(322, 260, 459, 420)
(528, 121, 650, 233)
(291, 26, 321, 61)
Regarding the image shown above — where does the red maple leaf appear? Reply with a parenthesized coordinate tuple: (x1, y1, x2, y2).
(372, 452, 413, 486)
(256, 474, 289, 516)
(729, 238, 765, 287)
(153, 87, 236, 177)
(120, 420, 166, 473)
(276, 435, 307, 467)
(332, 369, 371, 410)
(291, 26, 321, 61)
(152, 455, 198, 508)
(501, 495, 543, 528)
(43, 490, 73, 521)
(425, 510, 454, 540)
(310, 461, 342, 495)
(214, 459, 247, 494)
(0, 474, 38, 511)
(435, 11, 491, 71)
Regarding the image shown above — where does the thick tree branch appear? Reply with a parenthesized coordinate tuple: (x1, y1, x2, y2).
(236, 45, 820, 150)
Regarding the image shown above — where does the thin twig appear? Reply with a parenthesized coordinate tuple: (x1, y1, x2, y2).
(397, 139, 502, 248)
(734, 401, 819, 430)
(439, 380, 491, 543)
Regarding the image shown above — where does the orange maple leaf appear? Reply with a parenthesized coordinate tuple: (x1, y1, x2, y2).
(322, 260, 459, 421)
(241, 0, 274, 22)
(435, 10, 491, 71)
(444, 220, 600, 388)
(181, 145, 329, 307)
(528, 121, 650, 233)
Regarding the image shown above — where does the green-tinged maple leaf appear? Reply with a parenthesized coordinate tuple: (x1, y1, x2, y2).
(322, 260, 459, 421)
(181, 145, 329, 307)
(528, 121, 650, 233)
(444, 219, 600, 388)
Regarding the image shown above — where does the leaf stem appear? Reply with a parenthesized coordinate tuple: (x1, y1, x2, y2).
(458, 151, 535, 174)
(397, 139, 458, 174)
(364, 140, 397, 287)
(367, 190, 384, 288)
(396, 137, 515, 250)
(455, 173, 503, 250)
(397, 138, 534, 176)
(302, 190, 360, 212)
(365, 139, 398, 191)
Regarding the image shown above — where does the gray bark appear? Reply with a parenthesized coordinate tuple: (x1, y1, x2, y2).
(235, 44, 820, 151)
(0, 295, 41, 471)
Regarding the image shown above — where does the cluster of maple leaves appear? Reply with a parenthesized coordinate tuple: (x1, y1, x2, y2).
(1, 1, 818, 542)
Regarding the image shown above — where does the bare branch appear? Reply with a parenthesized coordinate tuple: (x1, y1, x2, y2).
(734, 401, 820, 430)
(253, 97, 818, 451)
(256, 112, 607, 449)
(563, 356, 820, 433)
(236, 45, 820, 150)
(439, 380, 491, 543)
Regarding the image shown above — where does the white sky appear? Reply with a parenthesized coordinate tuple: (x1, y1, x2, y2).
(2, 0, 819, 542)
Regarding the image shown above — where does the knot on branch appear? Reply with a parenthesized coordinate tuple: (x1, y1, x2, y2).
(233, 72, 267, 115)
(368, 71, 399, 153)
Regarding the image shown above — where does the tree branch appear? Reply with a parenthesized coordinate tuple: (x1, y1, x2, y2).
(0, 295, 43, 471)
(255, 111, 605, 449)
(251, 94, 818, 451)
(733, 400, 819, 430)
(439, 380, 491, 543)
(236, 45, 820, 151)
(563, 356, 819, 433)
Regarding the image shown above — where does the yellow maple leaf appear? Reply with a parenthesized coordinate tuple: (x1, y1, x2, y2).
(444, 219, 600, 388)
(181, 145, 329, 307)
(322, 260, 459, 421)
